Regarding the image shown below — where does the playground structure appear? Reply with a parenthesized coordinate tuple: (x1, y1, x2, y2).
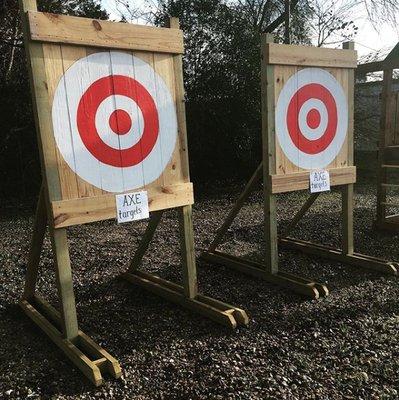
(357, 44, 399, 232)
(203, 35, 398, 299)
(18, 0, 248, 386)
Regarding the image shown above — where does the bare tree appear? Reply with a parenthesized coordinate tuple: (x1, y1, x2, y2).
(309, 0, 359, 47)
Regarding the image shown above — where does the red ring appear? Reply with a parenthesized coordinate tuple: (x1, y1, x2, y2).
(286, 83, 337, 155)
(77, 75, 159, 167)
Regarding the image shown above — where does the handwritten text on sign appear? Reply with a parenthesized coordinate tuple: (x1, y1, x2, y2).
(116, 191, 149, 223)
(310, 170, 331, 193)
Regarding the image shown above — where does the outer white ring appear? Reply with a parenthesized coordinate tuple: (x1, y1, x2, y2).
(52, 51, 177, 193)
(275, 68, 348, 170)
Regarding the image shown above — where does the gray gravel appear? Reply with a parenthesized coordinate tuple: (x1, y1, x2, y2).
(1, 183, 399, 399)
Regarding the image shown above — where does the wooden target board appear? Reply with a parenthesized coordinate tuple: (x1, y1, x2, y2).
(263, 42, 358, 193)
(27, 11, 193, 228)
(19, 3, 248, 387)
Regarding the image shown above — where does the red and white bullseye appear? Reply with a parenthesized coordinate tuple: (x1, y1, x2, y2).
(276, 68, 348, 169)
(52, 51, 177, 193)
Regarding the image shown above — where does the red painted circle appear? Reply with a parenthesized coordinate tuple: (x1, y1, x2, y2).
(77, 75, 159, 167)
(306, 108, 321, 129)
(109, 109, 132, 135)
(286, 83, 337, 155)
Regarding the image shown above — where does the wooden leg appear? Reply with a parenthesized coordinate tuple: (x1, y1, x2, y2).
(128, 211, 163, 272)
(178, 205, 198, 299)
(208, 163, 263, 252)
(23, 185, 47, 300)
(342, 184, 354, 255)
(265, 191, 278, 274)
(282, 193, 320, 237)
(49, 226, 79, 340)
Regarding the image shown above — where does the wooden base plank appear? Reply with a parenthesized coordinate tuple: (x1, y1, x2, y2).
(121, 271, 249, 329)
(279, 237, 398, 276)
(201, 251, 328, 299)
(374, 217, 399, 233)
(19, 296, 122, 386)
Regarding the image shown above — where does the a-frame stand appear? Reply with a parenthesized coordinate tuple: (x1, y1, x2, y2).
(22, 185, 248, 386)
(203, 39, 397, 299)
(19, 0, 248, 386)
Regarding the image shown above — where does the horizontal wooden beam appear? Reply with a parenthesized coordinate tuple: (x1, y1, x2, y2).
(265, 43, 357, 68)
(202, 250, 329, 299)
(51, 182, 194, 229)
(27, 11, 184, 54)
(270, 166, 356, 194)
(279, 237, 398, 275)
(357, 59, 399, 74)
(121, 270, 249, 328)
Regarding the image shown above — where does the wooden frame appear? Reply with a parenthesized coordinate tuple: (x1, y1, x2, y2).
(19, 0, 248, 387)
(202, 37, 397, 300)
(361, 43, 399, 232)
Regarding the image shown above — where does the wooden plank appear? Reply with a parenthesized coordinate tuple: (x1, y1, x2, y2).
(19, 1, 63, 205)
(262, 34, 279, 275)
(202, 251, 324, 299)
(42, 43, 80, 200)
(23, 185, 47, 299)
(27, 11, 184, 54)
(377, 70, 393, 222)
(208, 163, 263, 252)
(281, 193, 320, 237)
(49, 226, 79, 340)
(166, 18, 191, 182)
(178, 205, 198, 299)
(280, 237, 398, 275)
(20, 299, 103, 386)
(357, 59, 399, 74)
(33, 295, 121, 379)
(52, 182, 194, 228)
(270, 166, 356, 194)
(265, 42, 357, 68)
(128, 211, 163, 272)
(121, 272, 240, 329)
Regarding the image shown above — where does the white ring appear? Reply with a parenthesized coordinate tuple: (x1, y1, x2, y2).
(298, 99, 328, 141)
(52, 51, 177, 193)
(95, 95, 144, 150)
(275, 68, 348, 170)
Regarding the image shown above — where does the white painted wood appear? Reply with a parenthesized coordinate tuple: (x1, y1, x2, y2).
(275, 67, 348, 170)
(52, 51, 178, 193)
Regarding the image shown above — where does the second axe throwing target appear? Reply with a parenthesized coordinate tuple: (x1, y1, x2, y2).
(52, 51, 177, 193)
(275, 68, 348, 170)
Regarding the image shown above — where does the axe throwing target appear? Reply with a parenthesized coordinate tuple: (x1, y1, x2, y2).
(52, 51, 177, 193)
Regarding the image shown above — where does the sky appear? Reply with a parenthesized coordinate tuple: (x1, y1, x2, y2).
(100, 0, 399, 58)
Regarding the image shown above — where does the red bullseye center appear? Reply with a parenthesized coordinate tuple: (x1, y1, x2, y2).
(109, 109, 132, 135)
(306, 108, 321, 129)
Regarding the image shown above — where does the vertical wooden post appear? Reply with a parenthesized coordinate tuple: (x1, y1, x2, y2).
(342, 41, 355, 255)
(49, 225, 79, 340)
(377, 69, 393, 223)
(262, 33, 278, 274)
(178, 206, 198, 299)
(23, 185, 47, 299)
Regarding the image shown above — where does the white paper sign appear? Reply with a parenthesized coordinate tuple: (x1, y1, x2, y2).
(309, 170, 331, 193)
(116, 191, 149, 224)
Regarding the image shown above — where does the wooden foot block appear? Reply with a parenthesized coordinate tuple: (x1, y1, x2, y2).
(202, 251, 327, 299)
(279, 237, 398, 276)
(19, 296, 122, 386)
(121, 271, 249, 329)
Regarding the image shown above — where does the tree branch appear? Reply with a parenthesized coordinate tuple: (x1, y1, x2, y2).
(262, 0, 300, 33)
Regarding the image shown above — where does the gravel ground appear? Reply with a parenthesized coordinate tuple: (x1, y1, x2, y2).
(1, 183, 399, 399)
